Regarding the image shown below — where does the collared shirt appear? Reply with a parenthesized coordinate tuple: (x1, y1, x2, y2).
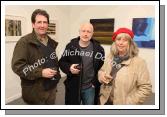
(35, 33, 48, 46)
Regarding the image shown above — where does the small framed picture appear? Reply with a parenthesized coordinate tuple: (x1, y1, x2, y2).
(47, 20, 56, 40)
(5, 15, 26, 42)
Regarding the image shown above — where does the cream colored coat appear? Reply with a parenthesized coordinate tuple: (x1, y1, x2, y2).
(98, 54, 152, 105)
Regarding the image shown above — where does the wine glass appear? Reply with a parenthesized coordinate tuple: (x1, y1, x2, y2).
(105, 74, 112, 84)
(50, 67, 57, 80)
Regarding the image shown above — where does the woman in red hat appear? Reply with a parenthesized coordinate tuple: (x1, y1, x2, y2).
(98, 27, 152, 105)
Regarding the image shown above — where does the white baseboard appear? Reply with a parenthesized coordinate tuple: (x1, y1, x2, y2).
(6, 93, 21, 104)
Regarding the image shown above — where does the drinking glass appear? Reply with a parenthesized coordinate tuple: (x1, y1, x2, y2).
(50, 67, 57, 80)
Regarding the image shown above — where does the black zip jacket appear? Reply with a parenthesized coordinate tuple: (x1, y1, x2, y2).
(59, 37, 105, 104)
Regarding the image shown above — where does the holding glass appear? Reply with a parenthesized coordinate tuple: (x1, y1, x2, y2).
(50, 67, 58, 80)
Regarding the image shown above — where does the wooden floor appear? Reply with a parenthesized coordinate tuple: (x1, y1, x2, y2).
(7, 77, 155, 105)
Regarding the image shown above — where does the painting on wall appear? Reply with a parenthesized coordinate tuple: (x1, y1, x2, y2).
(132, 18, 155, 48)
(5, 19, 22, 36)
(90, 18, 115, 45)
(5, 15, 26, 42)
(47, 20, 56, 35)
(46, 20, 57, 40)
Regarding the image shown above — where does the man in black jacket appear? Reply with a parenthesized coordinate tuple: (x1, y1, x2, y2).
(59, 23, 105, 105)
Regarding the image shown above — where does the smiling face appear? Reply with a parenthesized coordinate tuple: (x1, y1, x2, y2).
(32, 14, 48, 37)
(115, 33, 131, 56)
(79, 23, 94, 42)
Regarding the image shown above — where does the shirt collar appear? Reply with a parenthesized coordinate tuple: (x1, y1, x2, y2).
(35, 32, 48, 46)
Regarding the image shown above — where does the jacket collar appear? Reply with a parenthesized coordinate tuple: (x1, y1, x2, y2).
(27, 30, 41, 46)
(27, 30, 58, 48)
(121, 58, 132, 65)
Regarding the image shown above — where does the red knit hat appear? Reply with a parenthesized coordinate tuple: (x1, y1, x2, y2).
(112, 28, 134, 41)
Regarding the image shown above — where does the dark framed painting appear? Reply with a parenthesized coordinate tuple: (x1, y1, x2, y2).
(47, 20, 56, 35)
(90, 18, 115, 45)
(132, 18, 155, 48)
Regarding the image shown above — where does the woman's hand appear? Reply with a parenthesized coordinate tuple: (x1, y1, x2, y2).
(99, 71, 113, 84)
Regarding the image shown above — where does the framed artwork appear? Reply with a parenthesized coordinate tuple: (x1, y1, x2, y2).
(132, 18, 155, 48)
(90, 18, 115, 45)
(47, 20, 56, 39)
(5, 15, 26, 42)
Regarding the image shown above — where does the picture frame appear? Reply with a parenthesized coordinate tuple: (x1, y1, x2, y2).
(5, 15, 26, 42)
(47, 20, 56, 39)
(90, 18, 115, 45)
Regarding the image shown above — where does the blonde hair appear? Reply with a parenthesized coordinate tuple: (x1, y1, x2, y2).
(111, 33, 139, 58)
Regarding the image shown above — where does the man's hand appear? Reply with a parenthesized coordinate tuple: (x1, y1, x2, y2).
(70, 64, 80, 74)
(42, 68, 57, 78)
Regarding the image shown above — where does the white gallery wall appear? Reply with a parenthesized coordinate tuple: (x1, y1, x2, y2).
(5, 5, 155, 103)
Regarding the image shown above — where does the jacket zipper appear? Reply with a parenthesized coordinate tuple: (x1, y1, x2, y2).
(78, 48, 83, 104)
(72, 45, 82, 104)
